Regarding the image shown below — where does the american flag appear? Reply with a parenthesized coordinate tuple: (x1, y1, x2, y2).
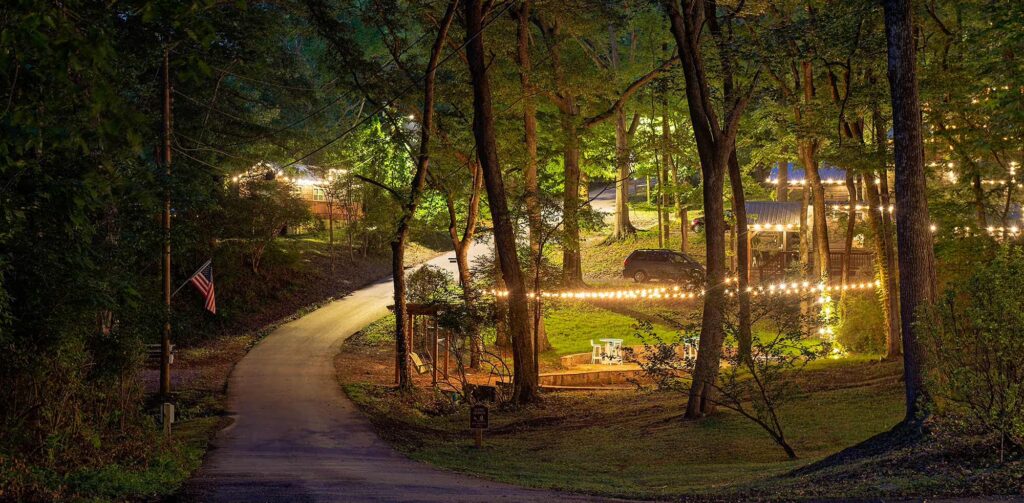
(188, 260, 217, 314)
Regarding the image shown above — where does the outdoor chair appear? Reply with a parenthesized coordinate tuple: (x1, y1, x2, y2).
(590, 340, 604, 364)
(409, 352, 432, 375)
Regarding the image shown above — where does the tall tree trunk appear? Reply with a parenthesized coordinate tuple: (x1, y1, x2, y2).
(863, 172, 901, 358)
(392, 1, 455, 388)
(875, 121, 900, 346)
(607, 24, 637, 241)
(670, 151, 687, 253)
(799, 183, 810, 275)
(445, 160, 484, 368)
(612, 107, 638, 239)
(541, 20, 584, 287)
(561, 115, 584, 286)
(800, 144, 830, 281)
(841, 173, 857, 289)
(514, 0, 550, 356)
(661, 98, 672, 246)
(884, 0, 937, 422)
(728, 151, 752, 362)
(795, 61, 829, 281)
(777, 160, 788, 202)
(465, 0, 537, 404)
(664, 0, 744, 419)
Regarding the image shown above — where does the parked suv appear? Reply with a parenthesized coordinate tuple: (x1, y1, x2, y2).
(690, 210, 734, 233)
(623, 249, 705, 285)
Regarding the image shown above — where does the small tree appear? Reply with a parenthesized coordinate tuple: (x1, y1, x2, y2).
(221, 176, 312, 274)
(920, 245, 1024, 462)
(406, 265, 460, 305)
(317, 168, 351, 271)
(635, 295, 826, 459)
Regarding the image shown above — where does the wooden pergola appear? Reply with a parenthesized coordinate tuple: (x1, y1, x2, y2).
(390, 303, 452, 387)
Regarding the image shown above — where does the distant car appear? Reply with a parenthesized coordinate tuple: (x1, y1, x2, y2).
(623, 249, 705, 285)
(691, 210, 734, 233)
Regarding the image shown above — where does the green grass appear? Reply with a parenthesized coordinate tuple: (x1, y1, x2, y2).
(581, 210, 706, 285)
(541, 302, 684, 360)
(343, 358, 905, 499)
(0, 416, 222, 502)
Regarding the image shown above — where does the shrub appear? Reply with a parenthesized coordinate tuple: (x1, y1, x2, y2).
(920, 245, 1024, 462)
(634, 295, 826, 459)
(406, 265, 459, 304)
(836, 293, 886, 354)
(219, 177, 313, 274)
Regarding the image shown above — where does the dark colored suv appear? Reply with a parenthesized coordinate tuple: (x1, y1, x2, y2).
(623, 249, 705, 285)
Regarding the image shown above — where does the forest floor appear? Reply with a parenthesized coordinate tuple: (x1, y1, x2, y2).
(337, 324, 1023, 500)
(337, 323, 915, 499)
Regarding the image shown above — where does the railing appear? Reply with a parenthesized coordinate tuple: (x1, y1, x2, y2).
(752, 250, 873, 284)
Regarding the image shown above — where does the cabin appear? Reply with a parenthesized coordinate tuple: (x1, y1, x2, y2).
(282, 165, 362, 222)
(237, 162, 363, 223)
(743, 201, 874, 283)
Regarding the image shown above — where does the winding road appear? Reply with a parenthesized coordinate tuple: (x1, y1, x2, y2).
(182, 249, 605, 502)
(183, 189, 621, 502)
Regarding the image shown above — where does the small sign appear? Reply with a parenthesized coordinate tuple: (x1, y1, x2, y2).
(470, 404, 488, 429)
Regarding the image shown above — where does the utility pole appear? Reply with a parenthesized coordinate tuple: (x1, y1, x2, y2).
(160, 47, 173, 398)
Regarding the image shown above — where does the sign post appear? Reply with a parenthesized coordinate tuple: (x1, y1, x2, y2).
(469, 404, 488, 448)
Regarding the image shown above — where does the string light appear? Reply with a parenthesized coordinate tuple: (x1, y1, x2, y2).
(830, 204, 895, 214)
(489, 279, 882, 302)
(750, 223, 797, 231)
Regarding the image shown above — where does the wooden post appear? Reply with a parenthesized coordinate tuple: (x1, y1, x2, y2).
(432, 319, 439, 386)
(782, 230, 790, 281)
(474, 428, 483, 448)
(443, 330, 450, 379)
(159, 47, 174, 398)
(745, 232, 753, 284)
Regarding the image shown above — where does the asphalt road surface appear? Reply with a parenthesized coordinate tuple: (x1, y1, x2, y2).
(182, 243, 610, 502)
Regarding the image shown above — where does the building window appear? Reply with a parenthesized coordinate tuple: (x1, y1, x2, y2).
(313, 187, 327, 201)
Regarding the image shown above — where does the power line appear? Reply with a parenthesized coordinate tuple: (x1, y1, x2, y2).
(210, 65, 338, 92)
(218, 24, 437, 148)
(278, 0, 515, 170)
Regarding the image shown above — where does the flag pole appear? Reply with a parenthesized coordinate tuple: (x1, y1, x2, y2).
(171, 259, 210, 298)
(160, 47, 174, 398)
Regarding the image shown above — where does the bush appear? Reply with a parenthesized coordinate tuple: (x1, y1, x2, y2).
(406, 265, 459, 304)
(219, 177, 313, 274)
(634, 295, 827, 459)
(920, 245, 1024, 462)
(836, 293, 886, 354)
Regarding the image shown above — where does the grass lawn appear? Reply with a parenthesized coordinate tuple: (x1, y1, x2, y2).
(581, 209, 706, 286)
(339, 346, 906, 499)
(541, 301, 689, 363)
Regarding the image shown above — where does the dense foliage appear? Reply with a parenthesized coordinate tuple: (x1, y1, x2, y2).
(3, 0, 1024, 499)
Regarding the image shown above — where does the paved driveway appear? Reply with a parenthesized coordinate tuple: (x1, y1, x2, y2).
(183, 246, 610, 502)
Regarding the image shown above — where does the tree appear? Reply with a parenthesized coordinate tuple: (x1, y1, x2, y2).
(883, 0, 937, 423)
(512, 0, 551, 357)
(221, 176, 312, 274)
(662, 0, 758, 418)
(464, 0, 538, 404)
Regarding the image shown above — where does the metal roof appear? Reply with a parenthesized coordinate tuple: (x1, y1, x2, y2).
(767, 162, 847, 184)
(745, 201, 803, 228)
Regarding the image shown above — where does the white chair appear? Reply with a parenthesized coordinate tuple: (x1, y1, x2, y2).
(590, 340, 604, 364)
(607, 340, 624, 364)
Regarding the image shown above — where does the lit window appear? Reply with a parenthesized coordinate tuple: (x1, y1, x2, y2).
(313, 187, 326, 201)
